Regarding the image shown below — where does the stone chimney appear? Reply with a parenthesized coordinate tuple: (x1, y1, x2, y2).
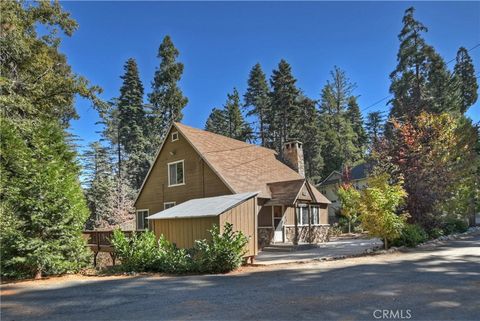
(282, 141, 305, 178)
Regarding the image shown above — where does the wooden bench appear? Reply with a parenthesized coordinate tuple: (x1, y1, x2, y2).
(82, 230, 138, 267)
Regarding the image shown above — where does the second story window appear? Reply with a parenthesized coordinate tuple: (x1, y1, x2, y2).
(168, 160, 184, 187)
(171, 131, 179, 142)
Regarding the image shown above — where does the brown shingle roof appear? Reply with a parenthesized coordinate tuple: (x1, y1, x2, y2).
(175, 122, 303, 198)
(307, 181, 331, 204)
(264, 179, 306, 205)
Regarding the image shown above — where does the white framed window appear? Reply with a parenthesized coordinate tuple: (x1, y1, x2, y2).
(136, 209, 149, 230)
(164, 202, 176, 210)
(168, 160, 185, 187)
(171, 131, 179, 142)
(310, 206, 320, 225)
(296, 205, 309, 226)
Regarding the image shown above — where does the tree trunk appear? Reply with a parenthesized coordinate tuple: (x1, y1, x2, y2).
(348, 220, 351, 234)
(384, 237, 388, 250)
(35, 269, 42, 280)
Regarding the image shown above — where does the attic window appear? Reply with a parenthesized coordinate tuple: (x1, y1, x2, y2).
(171, 132, 179, 142)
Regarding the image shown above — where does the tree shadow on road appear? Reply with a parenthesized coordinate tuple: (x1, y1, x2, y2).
(2, 237, 479, 321)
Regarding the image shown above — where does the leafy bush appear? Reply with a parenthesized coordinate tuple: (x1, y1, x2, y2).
(194, 223, 248, 273)
(111, 222, 248, 274)
(442, 217, 468, 235)
(155, 236, 192, 274)
(392, 224, 428, 248)
(357, 173, 408, 249)
(428, 227, 444, 239)
(110, 229, 160, 272)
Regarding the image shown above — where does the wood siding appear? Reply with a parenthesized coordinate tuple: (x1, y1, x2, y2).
(319, 204, 328, 224)
(284, 206, 296, 225)
(258, 205, 273, 227)
(151, 217, 218, 249)
(135, 126, 232, 215)
(219, 197, 258, 256)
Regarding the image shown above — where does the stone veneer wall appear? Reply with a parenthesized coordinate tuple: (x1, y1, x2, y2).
(285, 225, 330, 243)
(258, 227, 274, 249)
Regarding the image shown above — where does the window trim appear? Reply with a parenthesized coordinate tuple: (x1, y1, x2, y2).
(164, 202, 176, 210)
(167, 160, 185, 187)
(296, 205, 309, 226)
(136, 209, 149, 231)
(171, 131, 179, 142)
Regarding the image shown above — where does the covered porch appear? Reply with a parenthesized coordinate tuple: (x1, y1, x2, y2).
(257, 179, 331, 249)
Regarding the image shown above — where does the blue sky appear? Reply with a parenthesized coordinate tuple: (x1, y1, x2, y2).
(59, 1, 480, 150)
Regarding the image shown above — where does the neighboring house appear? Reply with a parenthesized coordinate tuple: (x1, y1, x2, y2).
(134, 122, 331, 255)
(317, 163, 370, 221)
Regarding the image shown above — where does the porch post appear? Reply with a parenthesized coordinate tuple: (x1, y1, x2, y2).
(293, 204, 299, 245)
(308, 204, 312, 244)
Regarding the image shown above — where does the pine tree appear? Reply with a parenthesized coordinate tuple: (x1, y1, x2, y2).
(0, 1, 100, 278)
(205, 89, 253, 142)
(82, 142, 115, 229)
(1, 120, 90, 278)
(365, 111, 385, 147)
(205, 108, 228, 135)
(389, 7, 453, 119)
(117, 58, 150, 190)
(244, 63, 271, 146)
(269, 59, 301, 156)
(453, 47, 478, 113)
(346, 96, 368, 154)
(298, 95, 324, 182)
(318, 67, 362, 178)
(149, 35, 188, 153)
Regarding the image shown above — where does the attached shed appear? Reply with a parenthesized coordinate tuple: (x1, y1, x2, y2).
(147, 192, 259, 257)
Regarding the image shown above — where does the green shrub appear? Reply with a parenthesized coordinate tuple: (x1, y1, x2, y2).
(427, 227, 444, 239)
(442, 218, 468, 235)
(392, 224, 428, 248)
(155, 236, 192, 274)
(111, 223, 248, 274)
(194, 223, 248, 273)
(110, 229, 160, 272)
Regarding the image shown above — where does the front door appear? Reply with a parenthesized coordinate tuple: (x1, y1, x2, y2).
(273, 206, 284, 243)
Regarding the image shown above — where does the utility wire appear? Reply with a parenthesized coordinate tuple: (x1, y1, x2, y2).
(360, 43, 480, 114)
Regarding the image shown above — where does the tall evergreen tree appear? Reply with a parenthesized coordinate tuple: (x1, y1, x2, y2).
(269, 59, 301, 156)
(82, 142, 115, 229)
(244, 63, 271, 146)
(117, 58, 150, 190)
(205, 108, 228, 135)
(389, 7, 453, 119)
(365, 111, 385, 147)
(0, 1, 101, 278)
(298, 95, 324, 182)
(205, 89, 253, 142)
(346, 96, 368, 154)
(149, 35, 188, 153)
(318, 67, 362, 178)
(453, 47, 478, 113)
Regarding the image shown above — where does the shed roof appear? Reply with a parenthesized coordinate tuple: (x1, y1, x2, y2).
(147, 192, 258, 220)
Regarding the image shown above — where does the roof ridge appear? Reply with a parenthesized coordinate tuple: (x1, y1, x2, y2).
(174, 122, 277, 154)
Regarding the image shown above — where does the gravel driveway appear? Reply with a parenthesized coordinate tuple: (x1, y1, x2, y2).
(2, 234, 479, 321)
